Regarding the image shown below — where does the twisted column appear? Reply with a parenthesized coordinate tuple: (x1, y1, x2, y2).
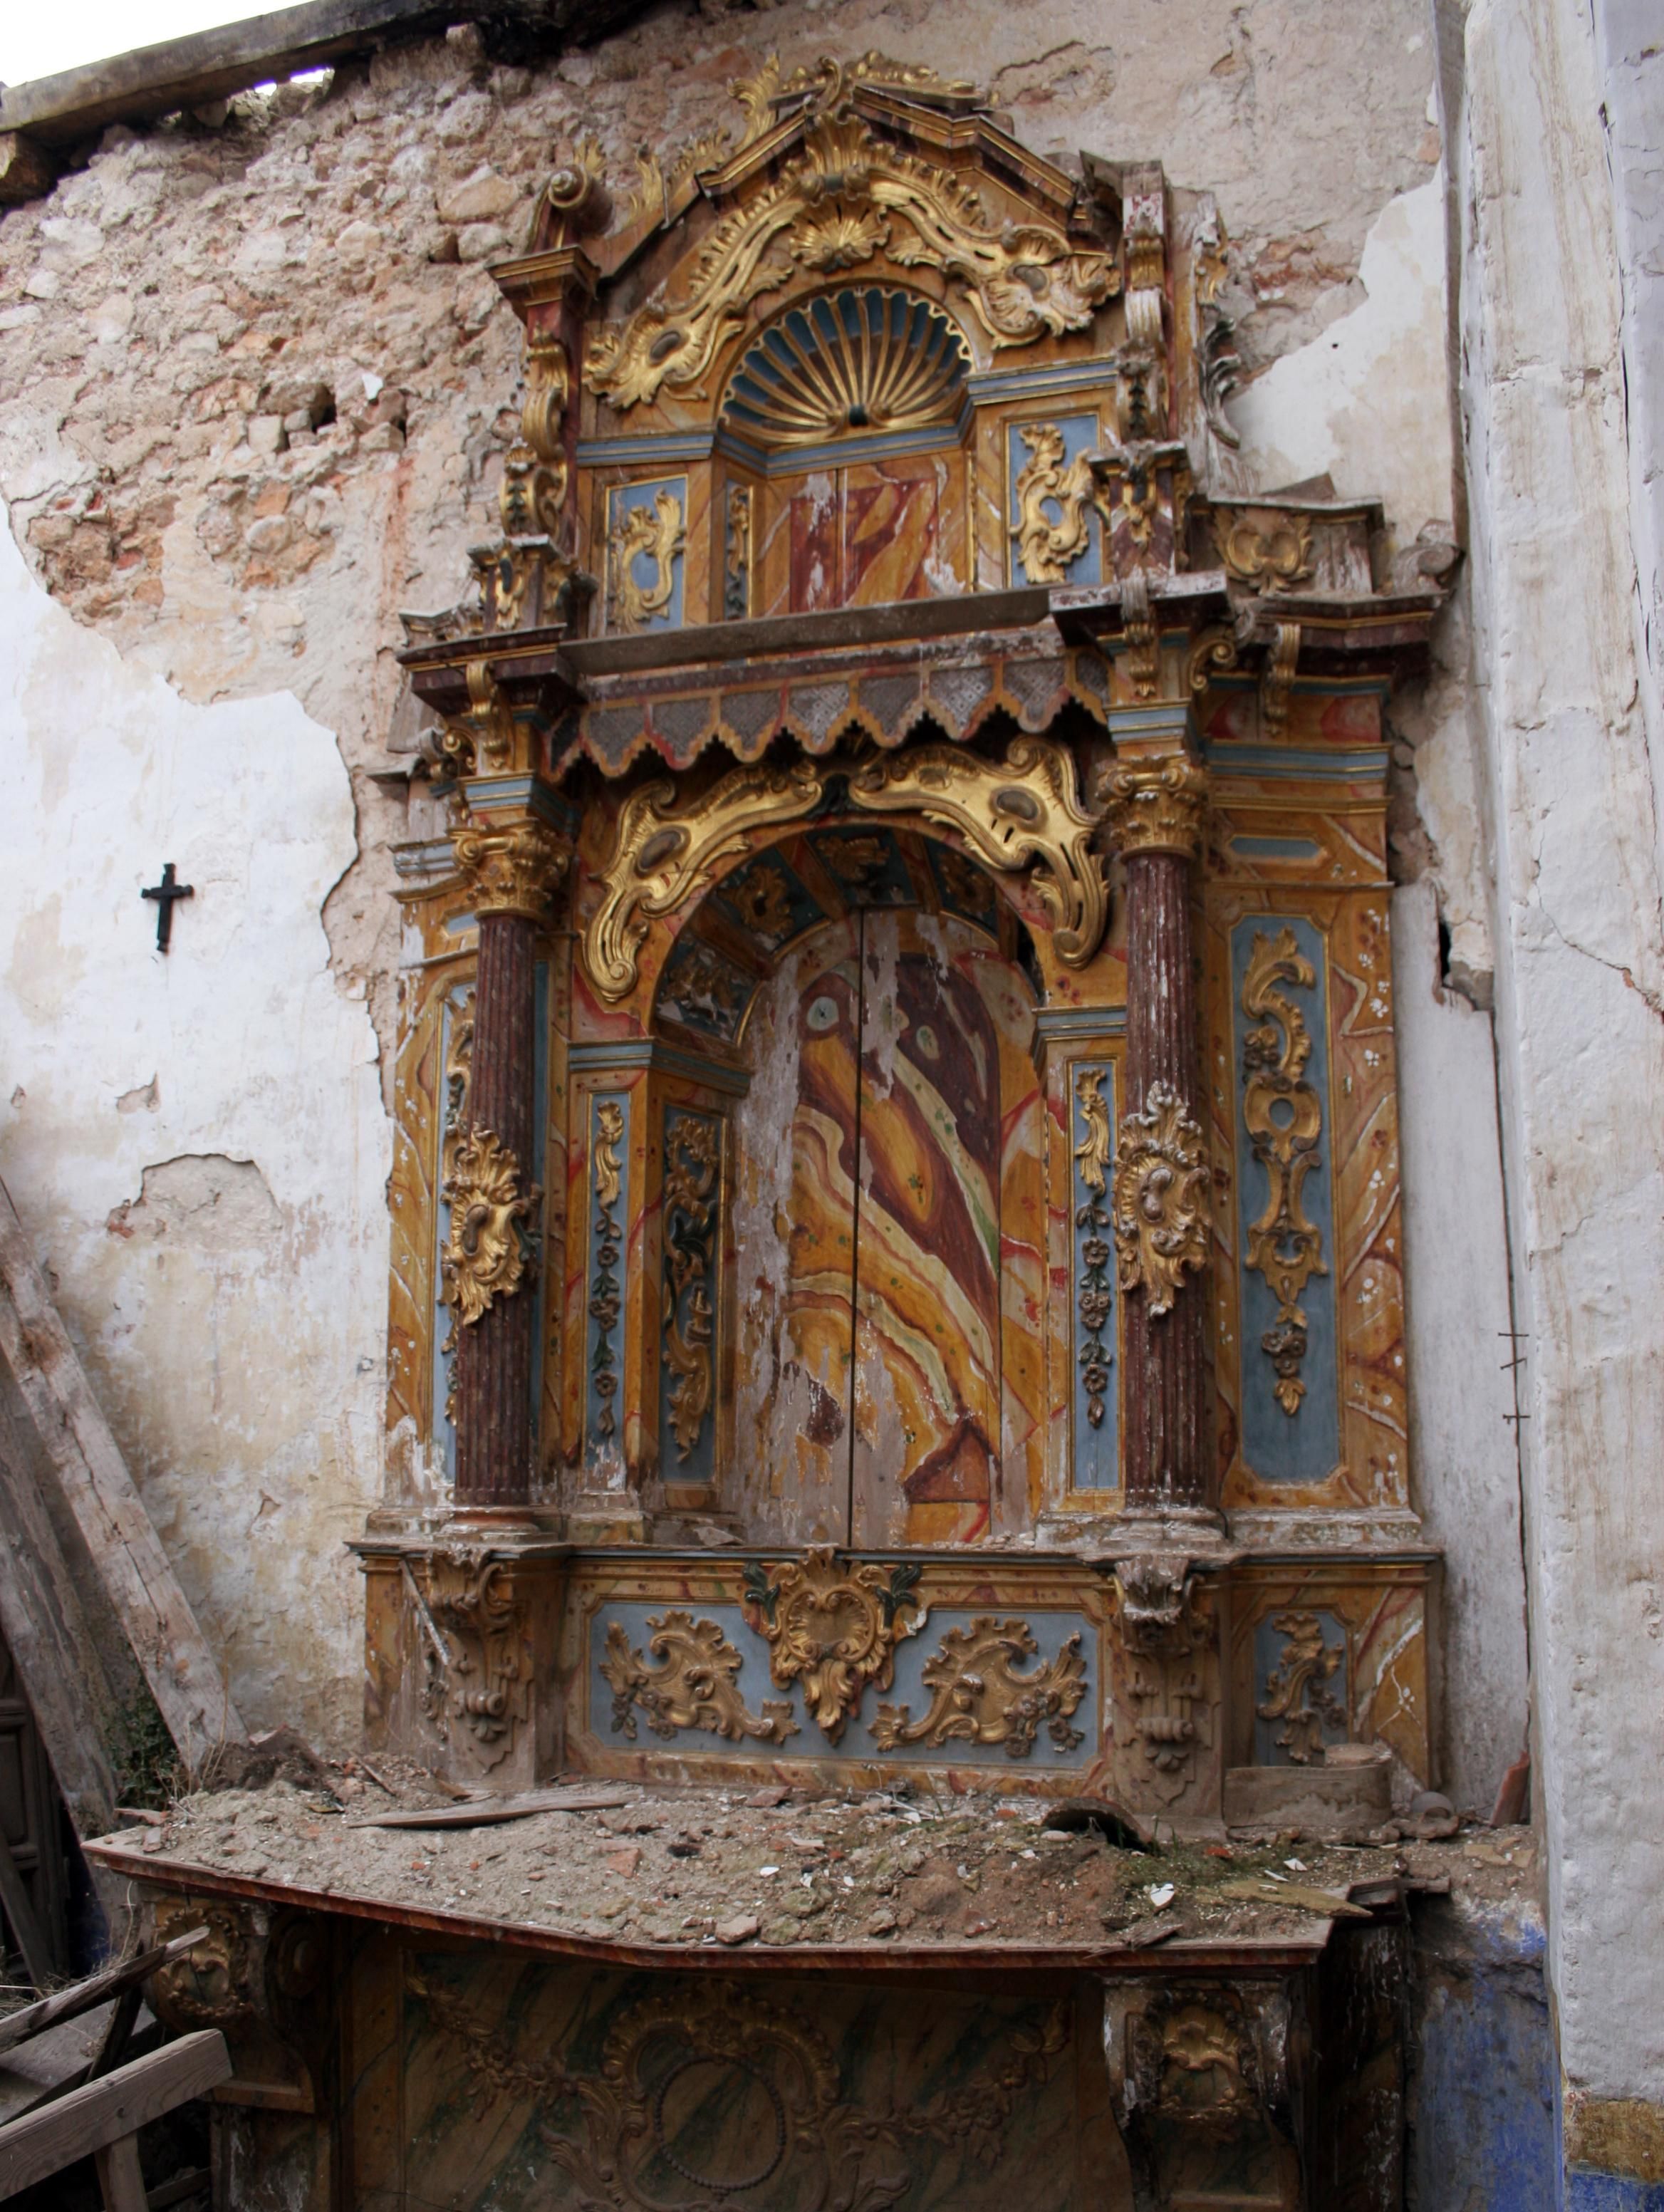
(1099, 754, 1212, 1515)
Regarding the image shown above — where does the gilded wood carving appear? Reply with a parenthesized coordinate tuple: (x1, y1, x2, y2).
(1256, 1608, 1345, 1763)
(1239, 928, 1328, 1415)
(1072, 1067, 1115, 1428)
(440, 1127, 539, 1327)
(1112, 1084, 1211, 1316)
(588, 1099, 625, 1447)
(660, 1114, 718, 1460)
(608, 485, 685, 633)
(583, 108, 1116, 412)
(870, 1616, 1087, 1756)
(600, 1611, 799, 1744)
(1011, 423, 1096, 585)
(744, 1547, 925, 1742)
(846, 736, 1108, 967)
(584, 760, 826, 1002)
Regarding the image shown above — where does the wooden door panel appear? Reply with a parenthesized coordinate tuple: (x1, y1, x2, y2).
(729, 924, 860, 1542)
(851, 910, 1011, 1546)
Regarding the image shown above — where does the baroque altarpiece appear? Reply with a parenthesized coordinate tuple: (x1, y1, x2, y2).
(110, 58, 1463, 2211)
(360, 58, 1442, 1827)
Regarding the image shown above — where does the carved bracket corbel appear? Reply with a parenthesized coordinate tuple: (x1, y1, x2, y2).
(149, 1898, 332, 2113)
(415, 1551, 534, 1772)
(1103, 1978, 1300, 2212)
(1114, 1556, 1216, 1805)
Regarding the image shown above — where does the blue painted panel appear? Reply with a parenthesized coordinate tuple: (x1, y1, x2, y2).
(1252, 1608, 1348, 1765)
(844, 1609, 1097, 1767)
(1229, 913, 1341, 1483)
(1566, 2178, 1664, 2211)
(1409, 1901, 1559, 2212)
(1069, 1060, 1119, 1492)
(608, 476, 686, 632)
(584, 1091, 630, 1468)
(591, 1601, 800, 1748)
(1007, 413, 1101, 587)
(588, 1601, 1097, 1769)
(659, 1108, 721, 1488)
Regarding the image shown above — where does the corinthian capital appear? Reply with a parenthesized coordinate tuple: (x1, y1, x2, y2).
(451, 818, 570, 919)
(1097, 754, 1207, 861)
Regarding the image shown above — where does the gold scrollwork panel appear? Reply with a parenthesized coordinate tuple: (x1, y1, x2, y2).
(601, 1611, 799, 1745)
(870, 1617, 1088, 1756)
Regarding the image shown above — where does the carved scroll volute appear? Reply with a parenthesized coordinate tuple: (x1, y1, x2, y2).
(846, 736, 1109, 967)
(583, 761, 826, 1002)
(1112, 1083, 1210, 1317)
(440, 1126, 541, 1328)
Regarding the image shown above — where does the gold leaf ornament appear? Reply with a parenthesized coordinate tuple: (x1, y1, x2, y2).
(1112, 1082, 1210, 1316)
(583, 761, 826, 1002)
(1240, 928, 1327, 1414)
(870, 1617, 1088, 1756)
(1012, 422, 1097, 585)
(744, 1548, 925, 1743)
(608, 487, 684, 634)
(440, 1127, 541, 1326)
(601, 1611, 799, 1745)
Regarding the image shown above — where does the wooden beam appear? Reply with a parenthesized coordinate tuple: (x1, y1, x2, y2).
(0, 1391, 121, 1837)
(0, 1925, 208, 2060)
(0, 1830, 53, 1990)
(0, 1177, 244, 1771)
(0, 2029, 230, 2194)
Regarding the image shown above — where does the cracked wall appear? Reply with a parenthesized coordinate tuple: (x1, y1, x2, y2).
(0, 0, 1524, 1796)
(0, 515, 389, 1748)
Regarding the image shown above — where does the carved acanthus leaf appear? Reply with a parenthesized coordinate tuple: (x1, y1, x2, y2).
(846, 735, 1108, 967)
(440, 1127, 540, 1328)
(743, 1547, 925, 1743)
(584, 115, 1115, 412)
(450, 818, 570, 918)
(608, 487, 684, 634)
(1098, 755, 1207, 861)
(601, 1611, 799, 1745)
(1112, 1083, 1210, 1316)
(870, 1617, 1087, 1756)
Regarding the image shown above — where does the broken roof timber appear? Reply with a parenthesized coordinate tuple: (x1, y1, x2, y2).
(0, 1175, 244, 1774)
(0, 0, 644, 203)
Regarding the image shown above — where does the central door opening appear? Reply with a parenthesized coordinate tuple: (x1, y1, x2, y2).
(729, 898, 1043, 1549)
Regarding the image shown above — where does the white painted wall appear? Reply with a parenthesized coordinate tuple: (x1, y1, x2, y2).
(1390, 882, 1527, 1812)
(1455, 0, 1664, 2112)
(0, 515, 390, 1750)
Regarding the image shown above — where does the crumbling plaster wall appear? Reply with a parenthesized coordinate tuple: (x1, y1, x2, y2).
(0, 0, 1522, 1782)
(1451, 0, 1664, 2173)
(0, 517, 389, 1750)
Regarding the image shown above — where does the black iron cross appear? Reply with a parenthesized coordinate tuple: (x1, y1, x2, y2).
(140, 863, 194, 953)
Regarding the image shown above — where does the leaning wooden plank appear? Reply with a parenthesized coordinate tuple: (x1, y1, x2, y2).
(0, 1831, 53, 1990)
(0, 1396, 120, 1837)
(0, 1998, 125, 2131)
(0, 1177, 244, 1768)
(0, 1925, 207, 2059)
(94, 2132, 147, 2212)
(0, 2028, 229, 2193)
(348, 1787, 630, 1829)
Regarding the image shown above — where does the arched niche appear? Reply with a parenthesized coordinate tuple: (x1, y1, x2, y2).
(645, 819, 1049, 1549)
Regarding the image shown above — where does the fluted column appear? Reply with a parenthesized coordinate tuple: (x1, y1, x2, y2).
(443, 810, 568, 1512)
(1099, 752, 1212, 1516)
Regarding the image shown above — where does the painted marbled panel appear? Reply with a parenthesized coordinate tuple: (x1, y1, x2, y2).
(842, 455, 946, 604)
(729, 923, 860, 1544)
(391, 1951, 1108, 2210)
(851, 910, 1040, 1547)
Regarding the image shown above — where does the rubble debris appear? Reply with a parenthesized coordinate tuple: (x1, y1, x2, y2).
(89, 1773, 1545, 1958)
